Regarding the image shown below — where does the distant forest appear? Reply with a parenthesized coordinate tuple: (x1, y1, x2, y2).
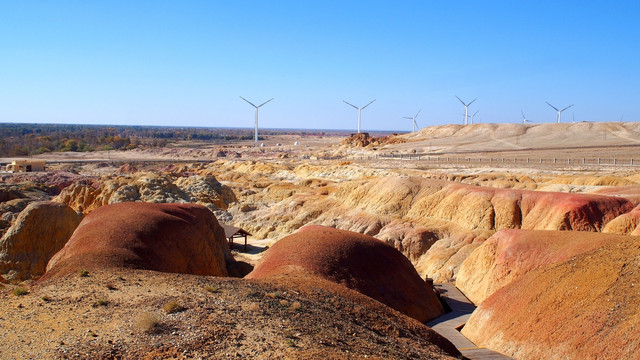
(0, 123, 335, 157)
(0, 124, 247, 156)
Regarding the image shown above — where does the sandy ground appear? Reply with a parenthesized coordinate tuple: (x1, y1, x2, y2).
(230, 236, 276, 268)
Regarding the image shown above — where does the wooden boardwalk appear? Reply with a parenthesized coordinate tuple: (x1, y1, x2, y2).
(427, 283, 512, 360)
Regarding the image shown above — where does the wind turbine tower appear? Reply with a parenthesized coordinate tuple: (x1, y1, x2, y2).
(455, 96, 476, 125)
(470, 110, 479, 124)
(240, 96, 273, 143)
(545, 102, 573, 123)
(343, 99, 376, 133)
(403, 109, 422, 132)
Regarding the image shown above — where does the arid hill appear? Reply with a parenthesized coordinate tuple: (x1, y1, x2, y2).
(247, 226, 444, 322)
(390, 122, 640, 153)
(456, 229, 632, 304)
(42, 202, 234, 281)
(461, 235, 640, 359)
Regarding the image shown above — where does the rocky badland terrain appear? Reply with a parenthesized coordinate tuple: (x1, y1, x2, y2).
(1, 122, 640, 359)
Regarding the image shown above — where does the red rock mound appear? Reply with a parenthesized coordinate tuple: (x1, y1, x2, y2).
(247, 225, 444, 322)
(115, 163, 139, 174)
(461, 234, 640, 359)
(456, 229, 631, 304)
(41, 202, 233, 281)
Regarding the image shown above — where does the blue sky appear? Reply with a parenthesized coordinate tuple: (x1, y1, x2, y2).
(1, 1, 638, 131)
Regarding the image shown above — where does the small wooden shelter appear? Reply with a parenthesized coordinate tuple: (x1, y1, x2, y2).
(221, 224, 251, 251)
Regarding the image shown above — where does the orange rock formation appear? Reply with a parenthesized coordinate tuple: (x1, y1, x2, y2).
(456, 229, 632, 304)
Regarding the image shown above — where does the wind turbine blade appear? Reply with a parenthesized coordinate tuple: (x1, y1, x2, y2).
(468, 98, 477, 106)
(473, 110, 479, 116)
(239, 96, 257, 108)
(561, 104, 574, 112)
(402, 117, 412, 119)
(257, 98, 274, 108)
(343, 100, 359, 109)
(415, 109, 421, 119)
(521, 110, 525, 119)
(361, 99, 376, 110)
(545, 101, 559, 112)
(414, 119, 419, 128)
(455, 95, 466, 106)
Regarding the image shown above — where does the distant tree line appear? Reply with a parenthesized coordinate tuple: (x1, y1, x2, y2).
(0, 124, 259, 156)
(0, 123, 341, 156)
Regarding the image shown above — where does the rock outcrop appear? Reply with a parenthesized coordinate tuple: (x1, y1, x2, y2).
(55, 173, 236, 213)
(405, 183, 635, 232)
(0, 202, 83, 281)
(42, 202, 234, 281)
(247, 225, 444, 322)
(461, 234, 640, 360)
(603, 204, 640, 236)
(456, 229, 631, 304)
(339, 133, 405, 148)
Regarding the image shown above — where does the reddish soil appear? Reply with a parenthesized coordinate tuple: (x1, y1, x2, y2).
(247, 225, 444, 322)
(462, 235, 640, 359)
(456, 229, 633, 303)
(42, 202, 233, 281)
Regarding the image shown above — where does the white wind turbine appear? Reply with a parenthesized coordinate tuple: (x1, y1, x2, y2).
(521, 110, 534, 124)
(403, 109, 422, 132)
(240, 96, 273, 143)
(343, 99, 376, 133)
(456, 96, 476, 125)
(470, 110, 479, 124)
(545, 101, 573, 123)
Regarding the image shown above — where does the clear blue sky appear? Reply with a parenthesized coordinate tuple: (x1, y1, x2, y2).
(1, 1, 638, 131)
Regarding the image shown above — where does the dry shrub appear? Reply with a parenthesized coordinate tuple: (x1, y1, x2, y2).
(163, 300, 186, 314)
(93, 298, 109, 307)
(291, 301, 302, 311)
(13, 287, 28, 296)
(136, 312, 160, 333)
